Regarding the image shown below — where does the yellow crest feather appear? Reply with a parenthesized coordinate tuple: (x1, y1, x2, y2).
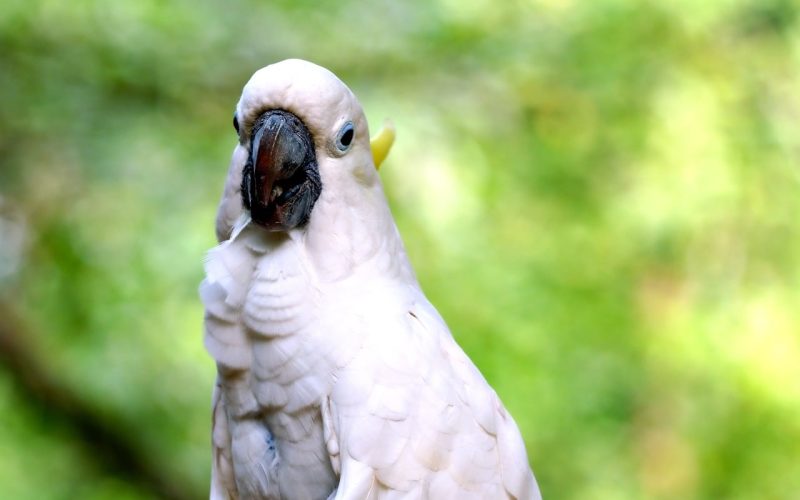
(370, 121, 395, 170)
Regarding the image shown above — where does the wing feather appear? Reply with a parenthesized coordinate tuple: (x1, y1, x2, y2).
(329, 287, 540, 499)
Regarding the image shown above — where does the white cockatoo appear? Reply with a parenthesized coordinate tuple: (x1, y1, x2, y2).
(201, 59, 541, 500)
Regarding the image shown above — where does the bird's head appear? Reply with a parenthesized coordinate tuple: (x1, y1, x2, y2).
(232, 59, 391, 232)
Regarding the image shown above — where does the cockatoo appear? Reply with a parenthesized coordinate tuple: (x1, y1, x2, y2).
(201, 59, 541, 500)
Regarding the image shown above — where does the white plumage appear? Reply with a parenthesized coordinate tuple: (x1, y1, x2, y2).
(201, 59, 541, 500)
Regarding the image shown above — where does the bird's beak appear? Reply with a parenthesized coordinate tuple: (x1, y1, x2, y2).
(242, 110, 321, 231)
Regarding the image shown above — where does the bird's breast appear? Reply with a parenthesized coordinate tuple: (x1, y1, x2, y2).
(238, 238, 339, 497)
(243, 239, 329, 401)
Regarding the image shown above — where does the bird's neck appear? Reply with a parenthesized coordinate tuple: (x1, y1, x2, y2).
(295, 182, 415, 285)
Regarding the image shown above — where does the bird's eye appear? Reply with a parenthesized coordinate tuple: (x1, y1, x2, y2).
(335, 122, 354, 152)
(233, 113, 240, 134)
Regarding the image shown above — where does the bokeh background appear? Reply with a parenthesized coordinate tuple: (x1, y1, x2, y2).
(1, 0, 799, 498)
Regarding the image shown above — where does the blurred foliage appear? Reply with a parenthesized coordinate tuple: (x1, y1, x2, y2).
(1, 0, 799, 498)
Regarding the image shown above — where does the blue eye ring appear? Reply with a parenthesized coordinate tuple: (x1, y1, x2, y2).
(335, 121, 355, 152)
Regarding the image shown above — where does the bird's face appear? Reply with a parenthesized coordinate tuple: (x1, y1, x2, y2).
(233, 59, 374, 232)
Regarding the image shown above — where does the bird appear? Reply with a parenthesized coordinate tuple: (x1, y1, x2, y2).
(200, 58, 542, 500)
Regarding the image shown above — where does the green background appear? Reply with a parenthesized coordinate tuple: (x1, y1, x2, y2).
(1, 0, 799, 498)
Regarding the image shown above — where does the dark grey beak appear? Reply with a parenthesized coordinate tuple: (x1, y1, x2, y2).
(241, 110, 322, 231)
